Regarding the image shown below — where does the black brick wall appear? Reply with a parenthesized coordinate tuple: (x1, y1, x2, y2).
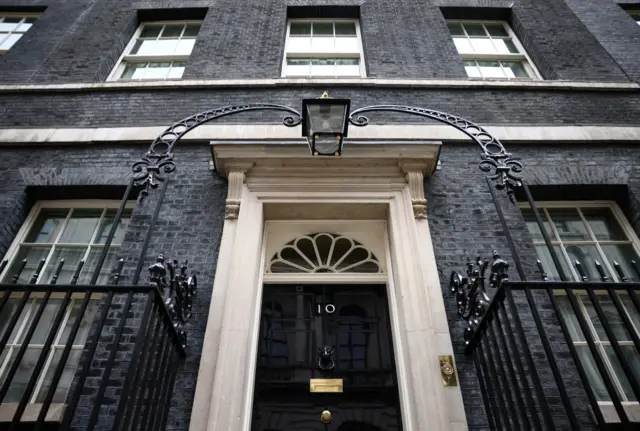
(428, 142, 640, 429)
(0, 0, 638, 83)
(0, 143, 226, 430)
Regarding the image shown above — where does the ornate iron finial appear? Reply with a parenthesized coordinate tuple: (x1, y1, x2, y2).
(450, 252, 509, 344)
(149, 254, 197, 348)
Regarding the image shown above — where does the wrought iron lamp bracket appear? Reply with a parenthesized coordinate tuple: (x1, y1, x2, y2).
(449, 251, 509, 344)
(132, 104, 303, 198)
(348, 105, 523, 199)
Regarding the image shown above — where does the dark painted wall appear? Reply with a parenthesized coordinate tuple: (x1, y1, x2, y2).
(0, 0, 639, 83)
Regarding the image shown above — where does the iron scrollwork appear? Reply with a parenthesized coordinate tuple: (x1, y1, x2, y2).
(349, 105, 523, 199)
(133, 104, 303, 198)
(449, 251, 509, 344)
(149, 254, 198, 348)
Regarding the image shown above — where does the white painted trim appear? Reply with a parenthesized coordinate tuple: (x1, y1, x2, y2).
(0, 78, 636, 92)
(191, 143, 467, 431)
(3, 125, 640, 145)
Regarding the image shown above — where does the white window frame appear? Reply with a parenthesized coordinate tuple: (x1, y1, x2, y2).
(521, 200, 640, 406)
(281, 18, 367, 78)
(0, 200, 134, 284)
(0, 12, 40, 55)
(107, 20, 202, 81)
(447, 19, 542, 80)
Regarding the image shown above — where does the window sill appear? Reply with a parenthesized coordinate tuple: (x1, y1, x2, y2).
(0, 78, 637, 93)
(0, 403, 65, 423)
(597, 401, 640, 423)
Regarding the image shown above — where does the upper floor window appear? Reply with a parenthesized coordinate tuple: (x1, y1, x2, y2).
(282, 19, 365, 77)
(0, 14, 38, 55)
(521, 202, 640, 282)
(108, 21, 202, 81)
(0, 201, 132, 285)
(446, 20, 540, 80)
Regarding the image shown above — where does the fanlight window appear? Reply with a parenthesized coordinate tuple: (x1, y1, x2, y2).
(268, 232, 382, 273)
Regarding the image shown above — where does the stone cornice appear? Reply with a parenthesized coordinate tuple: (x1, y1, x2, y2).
(0, 78, 637, 93)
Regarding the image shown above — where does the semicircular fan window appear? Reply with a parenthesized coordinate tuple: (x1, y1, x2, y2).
(268, 233, 382, 274)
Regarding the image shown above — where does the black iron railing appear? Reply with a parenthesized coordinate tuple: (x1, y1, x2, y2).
(0, 254, 193, 430)
(451, 254, 640, 430)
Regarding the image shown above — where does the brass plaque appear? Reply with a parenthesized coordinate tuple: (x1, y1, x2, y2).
(439, 355, 458, 387)
(310, 378, 343, 393)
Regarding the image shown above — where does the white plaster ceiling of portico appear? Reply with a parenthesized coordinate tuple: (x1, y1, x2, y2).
(210, 140, 441, 193)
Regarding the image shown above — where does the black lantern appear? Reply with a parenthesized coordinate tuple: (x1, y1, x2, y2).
(302, 94, 350, 156)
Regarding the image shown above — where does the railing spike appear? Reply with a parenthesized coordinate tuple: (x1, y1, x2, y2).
(536, 259, 549, 281)
(10, 260, 27, 284)
(49, 259, 66, 285)
(70, 260, 85, 285)
(613, 261, 628, 282)
(575, 260, 588, 282)
(594, 260, 609, 282)
(29, 259, 47, 284)
(112, 259, 125, 285)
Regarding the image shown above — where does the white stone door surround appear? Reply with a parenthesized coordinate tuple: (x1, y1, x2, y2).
(189, 141, 467, 431)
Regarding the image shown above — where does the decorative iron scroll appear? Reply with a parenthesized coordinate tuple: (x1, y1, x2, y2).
(149, 254, 197, 348)
(349, 105, 523, 199)
(132, 104, 303, 197)
(449, 251, 509, 344)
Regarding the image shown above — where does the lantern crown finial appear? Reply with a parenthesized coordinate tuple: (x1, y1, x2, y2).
(320, 91, 329, 99)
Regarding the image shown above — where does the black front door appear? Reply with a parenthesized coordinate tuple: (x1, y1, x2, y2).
(251, 284, 403, 431)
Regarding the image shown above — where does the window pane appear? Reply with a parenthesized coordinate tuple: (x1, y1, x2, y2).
(485, 23, 508, 37)
(175, 39, 196, 55)
(493, 39, 519, 54)
(470, 38, 496, 54)
(0, 33, 21, 50)
(17, 21, 33, 32)
(310, 58, 335, 76)
(131, 39, 173, 55)
(3, 246, 52, 284)
(139, 24, 163, 38)
(59, 209, 102, 243)
(310, 37, 334, 51)
(582, 208, 627, 241)
(2, 348, 44, 402)
(547, 208, 591, 241)
(161, 24, 184, 38)
(604, 345, 640, 401)
(120, 63, 147, 80)
(285, 59, 310, 76)
(59, 299, 99, 345)
(95, 210, 131, 245)
(453, 38, 472, 54)
(463, 22, 486, 36)
(287, 37, 311, 52)
(600, 245, 640, 282)
(313, 22, 333, 36)
(0, 18, 21, 32)
(556, 296, 587, 341)
(40, 247, 87, 285)
(167, 62, 186, 79)
(19, 298, 62, 344)
(335, 58, 360, 76)
(35, 349, 82, 403)
(290, 22, 311, 36)
(575, 345, 610, 401)
(26, 210, 68, 243)
(153, 39, 178, 55)
(477, 60, 504, 78)
(534, 245, 572, 281)
(0, 298, 30, 343)
(447, 22, 464, 36)
(144, 62, 171, 79)
(334, 22, 356, 36)
(522, 209, 555, 241)
(78, 248, 118, 285)
(582, 296, 634, 341)
(463, 60, 481, 78)
(564, 244, 611, 281)
(183, 23, 201, 37)
(502, 61, 530, 78)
